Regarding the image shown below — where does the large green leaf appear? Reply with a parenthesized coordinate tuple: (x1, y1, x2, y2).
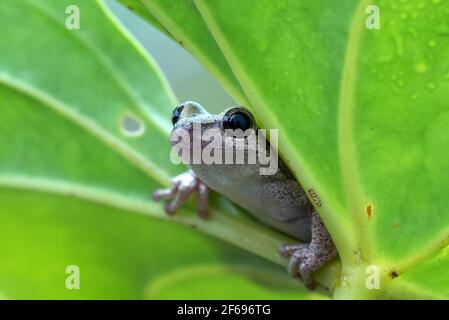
(132, 0, 449, 298)
(193, 0, 449, 299)
(342, 0, 449, 298)
(1, 186, 320, 299)
(194, 0, 356, 251)
(134, 0, 250, 106)
(0, 0, 324, 299)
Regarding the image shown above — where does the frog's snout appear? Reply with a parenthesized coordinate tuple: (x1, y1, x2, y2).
(171, 101, 209, 127)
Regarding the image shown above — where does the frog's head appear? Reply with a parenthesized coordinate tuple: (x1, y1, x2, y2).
(171, 101, 213, 130)
(171, 100, 255, 129)
(169, 101, 259, 159)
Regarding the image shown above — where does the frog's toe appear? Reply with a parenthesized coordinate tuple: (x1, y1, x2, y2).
(164, 186, 195, 215)
(283, 246, 317, 290)
(197, 206, 210, 219)
(286, 253, 300, 278)
(279, 243, 308, 258)
(152, 170, 211, 219)
(164, 202, 176, 216)
(152, 187, 177, 201)
(197, 182, 210, 219)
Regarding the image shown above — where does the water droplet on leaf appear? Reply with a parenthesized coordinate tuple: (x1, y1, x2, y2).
(427, 82, 437, 90)
(415, 63, 428, 74)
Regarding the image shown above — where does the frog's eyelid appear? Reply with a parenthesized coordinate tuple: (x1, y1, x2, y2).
(171, 104, 185, 125)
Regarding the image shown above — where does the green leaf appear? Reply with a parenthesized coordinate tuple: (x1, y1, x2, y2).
(338, 0, 449, 298)
(193, 0, 357, 260)
(194, 0, 449, 298)
(116, 0, 250, 105)
(0, 189, 228, 299)
(0, 0, 323, 299)
(132, 0, 449, 298)
(135, 0, 250, 106)
(144, 265, 327, 300)
(118, 0, 172, 37)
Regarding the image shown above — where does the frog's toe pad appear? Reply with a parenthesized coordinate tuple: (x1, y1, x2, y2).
(152, 170, 210, 219)
(284, 246, 318, 289)
(152, 188, 176, 201)
(279, 243, 308, 258)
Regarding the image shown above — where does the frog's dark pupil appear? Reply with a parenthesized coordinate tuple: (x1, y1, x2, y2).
(172, 105, 184, 126)
(223, 112, 251, 131)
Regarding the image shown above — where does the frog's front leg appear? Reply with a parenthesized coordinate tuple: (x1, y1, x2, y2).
(152, 170, 210, 218)
(279, 211, 337, 289)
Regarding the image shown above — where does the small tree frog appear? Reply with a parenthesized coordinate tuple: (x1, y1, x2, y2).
(152, 101, 337, 289)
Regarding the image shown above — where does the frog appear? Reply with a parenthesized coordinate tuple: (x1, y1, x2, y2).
(152, 101, 337, 289)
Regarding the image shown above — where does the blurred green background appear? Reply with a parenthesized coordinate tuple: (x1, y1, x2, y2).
(107, 0, 234, 113)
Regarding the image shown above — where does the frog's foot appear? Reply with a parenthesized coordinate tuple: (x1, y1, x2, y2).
(279, 211, 337, 290)
(152, 170, 210, 218)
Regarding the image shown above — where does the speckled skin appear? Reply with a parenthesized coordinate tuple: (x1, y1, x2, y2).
(152, 102, 337, 289)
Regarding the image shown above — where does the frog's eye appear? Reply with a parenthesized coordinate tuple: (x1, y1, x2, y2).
(172, 104, 184, 126)
(223, 108, 255, 132)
